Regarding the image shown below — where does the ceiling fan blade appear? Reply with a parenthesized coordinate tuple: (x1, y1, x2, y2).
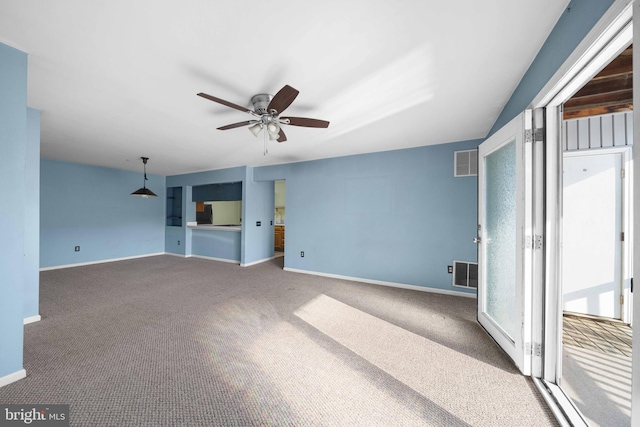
(217, 120, 254, 130)
(281, 117, 330, 128)
(267, 85, 299, 115)
(197, 92, 253, 114)
(277, 128, 287, 143)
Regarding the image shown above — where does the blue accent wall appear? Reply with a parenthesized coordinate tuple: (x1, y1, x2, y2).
(165, 225, 184, 255)
(24, 108, 41, 319)
(192, 230, 241, 261)
(0, 43, 27, 379)
(254, 140, 481, 294)
(241, 167, 275, 265)
(489, 0, 616, 135)
(40, 159, 165, 268)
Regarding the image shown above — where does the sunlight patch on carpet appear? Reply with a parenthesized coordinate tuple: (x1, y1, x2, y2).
(294, 294, 549, 426)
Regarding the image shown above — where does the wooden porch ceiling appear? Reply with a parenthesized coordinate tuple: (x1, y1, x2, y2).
(563, 45, 633, 120)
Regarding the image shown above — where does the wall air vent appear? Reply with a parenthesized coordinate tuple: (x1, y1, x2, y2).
(454, 149, 478, 177)
(453, 260, 478, 289)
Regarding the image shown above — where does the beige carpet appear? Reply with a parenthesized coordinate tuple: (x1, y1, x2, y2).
(0, 255, 557, 426)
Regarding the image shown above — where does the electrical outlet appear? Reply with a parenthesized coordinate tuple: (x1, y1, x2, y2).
(300, 251, 304, 257)
(256, 221, 261, 226)
(447, 265, 453, 274)
(177, 240, 181, 246)
(75, 246, 80, 252)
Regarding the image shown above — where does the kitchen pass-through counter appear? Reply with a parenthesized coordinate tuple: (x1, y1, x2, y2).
(187, 222, 241, 262)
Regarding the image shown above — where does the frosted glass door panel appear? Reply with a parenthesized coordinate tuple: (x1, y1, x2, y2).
(477, 111, 531, 375)
(484, 140, 517, 340)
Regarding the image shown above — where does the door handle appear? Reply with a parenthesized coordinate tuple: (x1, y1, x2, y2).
(475, 224, 482, 244)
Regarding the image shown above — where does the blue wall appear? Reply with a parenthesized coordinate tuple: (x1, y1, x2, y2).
(241, 167, 275, 266)
(40, 159, 165, 268)
(24, 108, 40, 319)
(254, 140, 481, 294)
(165, 140, 479, 293)
(489, 0, 616, 135)
(192, 229, 242, 261)
(0, 43, 27, 380)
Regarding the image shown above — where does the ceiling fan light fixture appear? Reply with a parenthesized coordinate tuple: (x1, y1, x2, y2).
(197, 85, 329, 152)
(269, 132, 280, 141)
(248, 123, 263, 137)
(130, 157, 158, 198)
(266, 121, 280, 136)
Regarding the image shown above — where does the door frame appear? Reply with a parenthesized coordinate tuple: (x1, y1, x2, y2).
(534, 0, 632, 384)
(525, 0, 634, 424)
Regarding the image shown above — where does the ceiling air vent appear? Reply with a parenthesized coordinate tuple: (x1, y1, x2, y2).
(453, 260, 478, 289)
(454, 149, 478, 177)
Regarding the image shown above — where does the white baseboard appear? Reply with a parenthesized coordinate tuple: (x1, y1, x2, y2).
(241, 256, 276, 267)
(189, 255, 240, 264)
(0, 369, 26, 389)
(23, 315, 41, 325)
(283, 267, 477, 299)
(163, 252, 186, 258)
(39, 253, 166, 271)
(165, 252, 251, 266)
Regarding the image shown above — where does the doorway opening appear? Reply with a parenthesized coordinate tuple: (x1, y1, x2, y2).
(274, 180, 286, 259)
(559, 43, 633, 426)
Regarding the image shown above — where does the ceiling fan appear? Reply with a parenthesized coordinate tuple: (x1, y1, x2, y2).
(197, 85, 329, 144)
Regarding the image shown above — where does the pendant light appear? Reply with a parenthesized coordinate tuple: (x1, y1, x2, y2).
(130, 157, 157, 198)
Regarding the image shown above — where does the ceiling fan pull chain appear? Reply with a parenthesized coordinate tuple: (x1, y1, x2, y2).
(263, 130, 268, 155)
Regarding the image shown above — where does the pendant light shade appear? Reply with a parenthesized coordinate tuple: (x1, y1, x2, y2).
(131, 157, 157, 198)
(130, 187, 158, 197)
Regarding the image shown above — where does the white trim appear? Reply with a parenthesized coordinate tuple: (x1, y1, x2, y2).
(39, 252, 166, 271)
(283, 267, 477, 298)
(522, 0, 636, 420)
(241, 256, 276, 267)
(531, 0, 633, 109)
(0, 369, 26, 389)
(23, 315, 41, 325)
(189, 254, 240, 264)
(532, 378, 586, 427)
(528, 0, 635, 386)
(633, 9, 640, 424)
(188, 224, 241, 232)
(163, 252, 186, 258)
(543, 105, 564, 383)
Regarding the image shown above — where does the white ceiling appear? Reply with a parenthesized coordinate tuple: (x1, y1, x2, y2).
(0, 0, 570, 176)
